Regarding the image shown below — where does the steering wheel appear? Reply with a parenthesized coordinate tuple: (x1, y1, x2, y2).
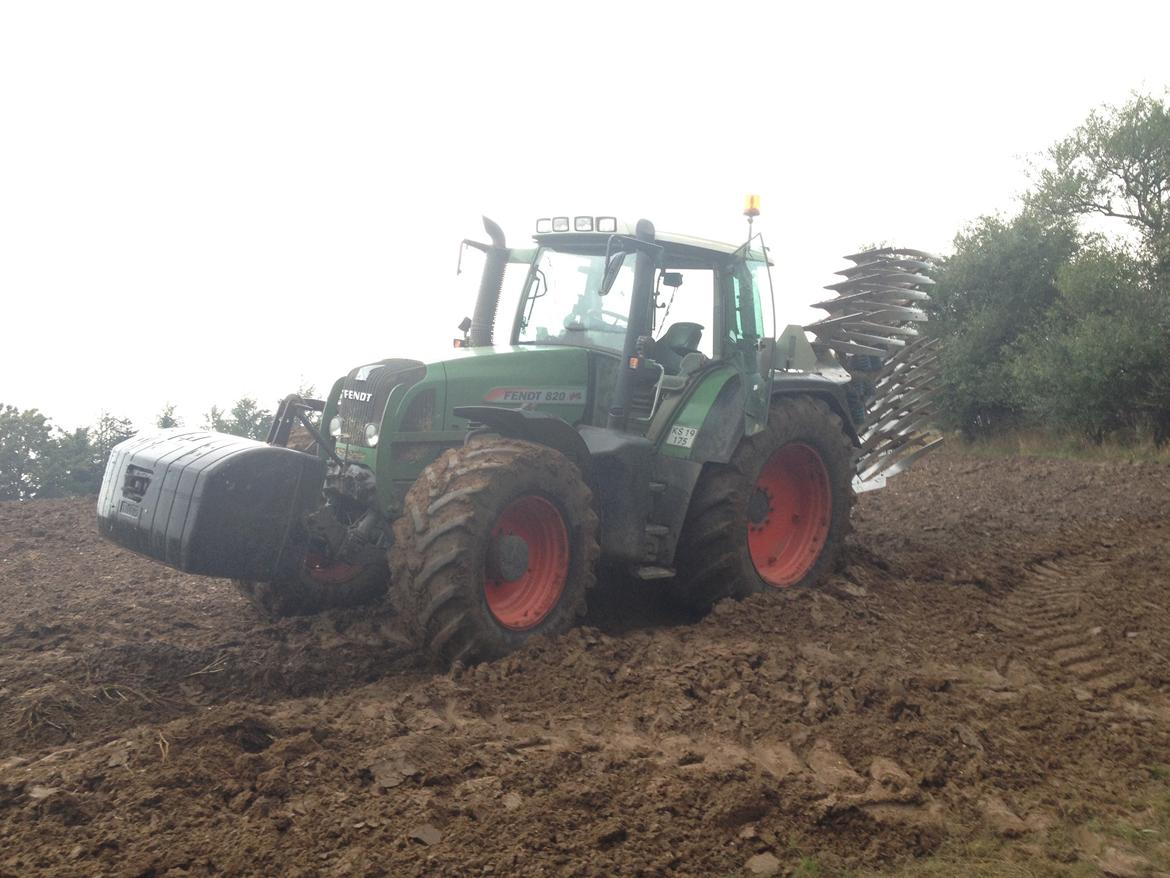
(563, 308, 628, 333)
(599, 310, 628, 327)
(580, 306, 627, 332)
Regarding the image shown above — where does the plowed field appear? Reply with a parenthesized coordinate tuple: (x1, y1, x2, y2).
(2, 453, 1169, 877)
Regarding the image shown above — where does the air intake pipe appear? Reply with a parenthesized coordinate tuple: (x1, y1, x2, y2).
(469, 216, 508, 347)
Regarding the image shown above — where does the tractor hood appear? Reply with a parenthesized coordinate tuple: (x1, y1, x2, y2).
(324, 345, 598, 514)
(438, 345, 591, 428)
(327, 345, 590, 447)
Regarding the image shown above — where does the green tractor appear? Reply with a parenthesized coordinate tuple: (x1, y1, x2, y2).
(98, 210, 940, 665)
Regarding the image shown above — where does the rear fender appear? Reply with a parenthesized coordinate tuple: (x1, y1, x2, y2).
(771, 375, 860, 445)
(656, 366, 745, 465)
(651, 368, 860, 464)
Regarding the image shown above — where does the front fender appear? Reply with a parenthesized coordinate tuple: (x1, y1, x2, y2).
(452, 406, 592, 474)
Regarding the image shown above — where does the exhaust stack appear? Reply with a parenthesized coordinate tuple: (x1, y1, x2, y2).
(469, 216, 508, 347)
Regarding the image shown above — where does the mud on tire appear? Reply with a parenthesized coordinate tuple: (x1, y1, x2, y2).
(389, 438, 600, 667)
(675, 395, 855, 610)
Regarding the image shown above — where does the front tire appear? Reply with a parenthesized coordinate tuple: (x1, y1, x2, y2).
(675, 396, 855, 610)
(389, 438, 600, 666)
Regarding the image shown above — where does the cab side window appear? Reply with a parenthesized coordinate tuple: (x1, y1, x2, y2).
(651, 268, 715, 359)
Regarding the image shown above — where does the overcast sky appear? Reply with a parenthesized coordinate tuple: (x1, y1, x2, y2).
(2, 1, 1168, 430)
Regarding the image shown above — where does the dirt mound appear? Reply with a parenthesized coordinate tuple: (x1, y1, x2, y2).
(2, 453, 1170, 876)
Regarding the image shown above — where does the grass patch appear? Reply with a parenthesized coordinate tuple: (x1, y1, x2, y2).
(941, 429, 1170, 463)
(1146, 763, 1170, 782)
(855, 835, 1098, 877)
(1088, 782, 1170, 863)
(860, 772, 1170, 877)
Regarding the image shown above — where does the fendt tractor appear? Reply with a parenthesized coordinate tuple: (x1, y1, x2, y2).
(97, 202, 942, 665)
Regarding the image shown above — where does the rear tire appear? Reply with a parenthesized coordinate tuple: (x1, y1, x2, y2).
(389, 438, 600, 667)
(233, 557, 388, 618)
(675, 396, 855, 610)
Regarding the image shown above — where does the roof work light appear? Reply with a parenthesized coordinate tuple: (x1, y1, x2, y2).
(535, 215, 620, 233)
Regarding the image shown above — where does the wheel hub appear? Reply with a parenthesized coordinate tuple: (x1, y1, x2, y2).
(484, 494, 570, 630)
(489, 534, 530, 582)
(303, 553, 366, 586)
(747, 487, 771, 526)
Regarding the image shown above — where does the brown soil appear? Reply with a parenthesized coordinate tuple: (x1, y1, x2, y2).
(2, 453, 1169, 877)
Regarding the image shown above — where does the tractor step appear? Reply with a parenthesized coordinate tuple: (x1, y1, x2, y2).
(641, 523, 672, 566)
(634, 565, 676, 580)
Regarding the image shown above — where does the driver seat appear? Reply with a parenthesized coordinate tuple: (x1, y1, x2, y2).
(649, 322, 704, 374)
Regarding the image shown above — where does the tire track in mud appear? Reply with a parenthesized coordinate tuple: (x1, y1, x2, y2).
(986, 543, 1139, 699)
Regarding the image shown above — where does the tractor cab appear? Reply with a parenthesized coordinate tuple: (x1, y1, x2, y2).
(503, 216, 775, 438)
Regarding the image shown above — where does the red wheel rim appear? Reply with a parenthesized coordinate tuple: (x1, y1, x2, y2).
(304, 553, 366, 585)
(747, 443, 832, 587)
(485, 495, 570, 630)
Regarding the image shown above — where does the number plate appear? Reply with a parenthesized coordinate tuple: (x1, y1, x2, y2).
(666, 425, 698, 448)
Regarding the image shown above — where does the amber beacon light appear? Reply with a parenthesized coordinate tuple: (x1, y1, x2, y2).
(743, 194, 761, 218)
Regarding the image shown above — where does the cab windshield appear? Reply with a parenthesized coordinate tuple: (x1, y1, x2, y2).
(515, 247, 634, 353)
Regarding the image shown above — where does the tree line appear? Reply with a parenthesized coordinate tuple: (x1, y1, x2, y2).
(930, 92, 1170, 444)
(0, 399, 276, 500)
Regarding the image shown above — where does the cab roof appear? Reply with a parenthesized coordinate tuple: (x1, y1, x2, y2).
(533, 229, 764, 261)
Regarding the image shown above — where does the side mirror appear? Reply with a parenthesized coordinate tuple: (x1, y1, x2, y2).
(600, 226, 662, 296)
(599, 251, 628, 297)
